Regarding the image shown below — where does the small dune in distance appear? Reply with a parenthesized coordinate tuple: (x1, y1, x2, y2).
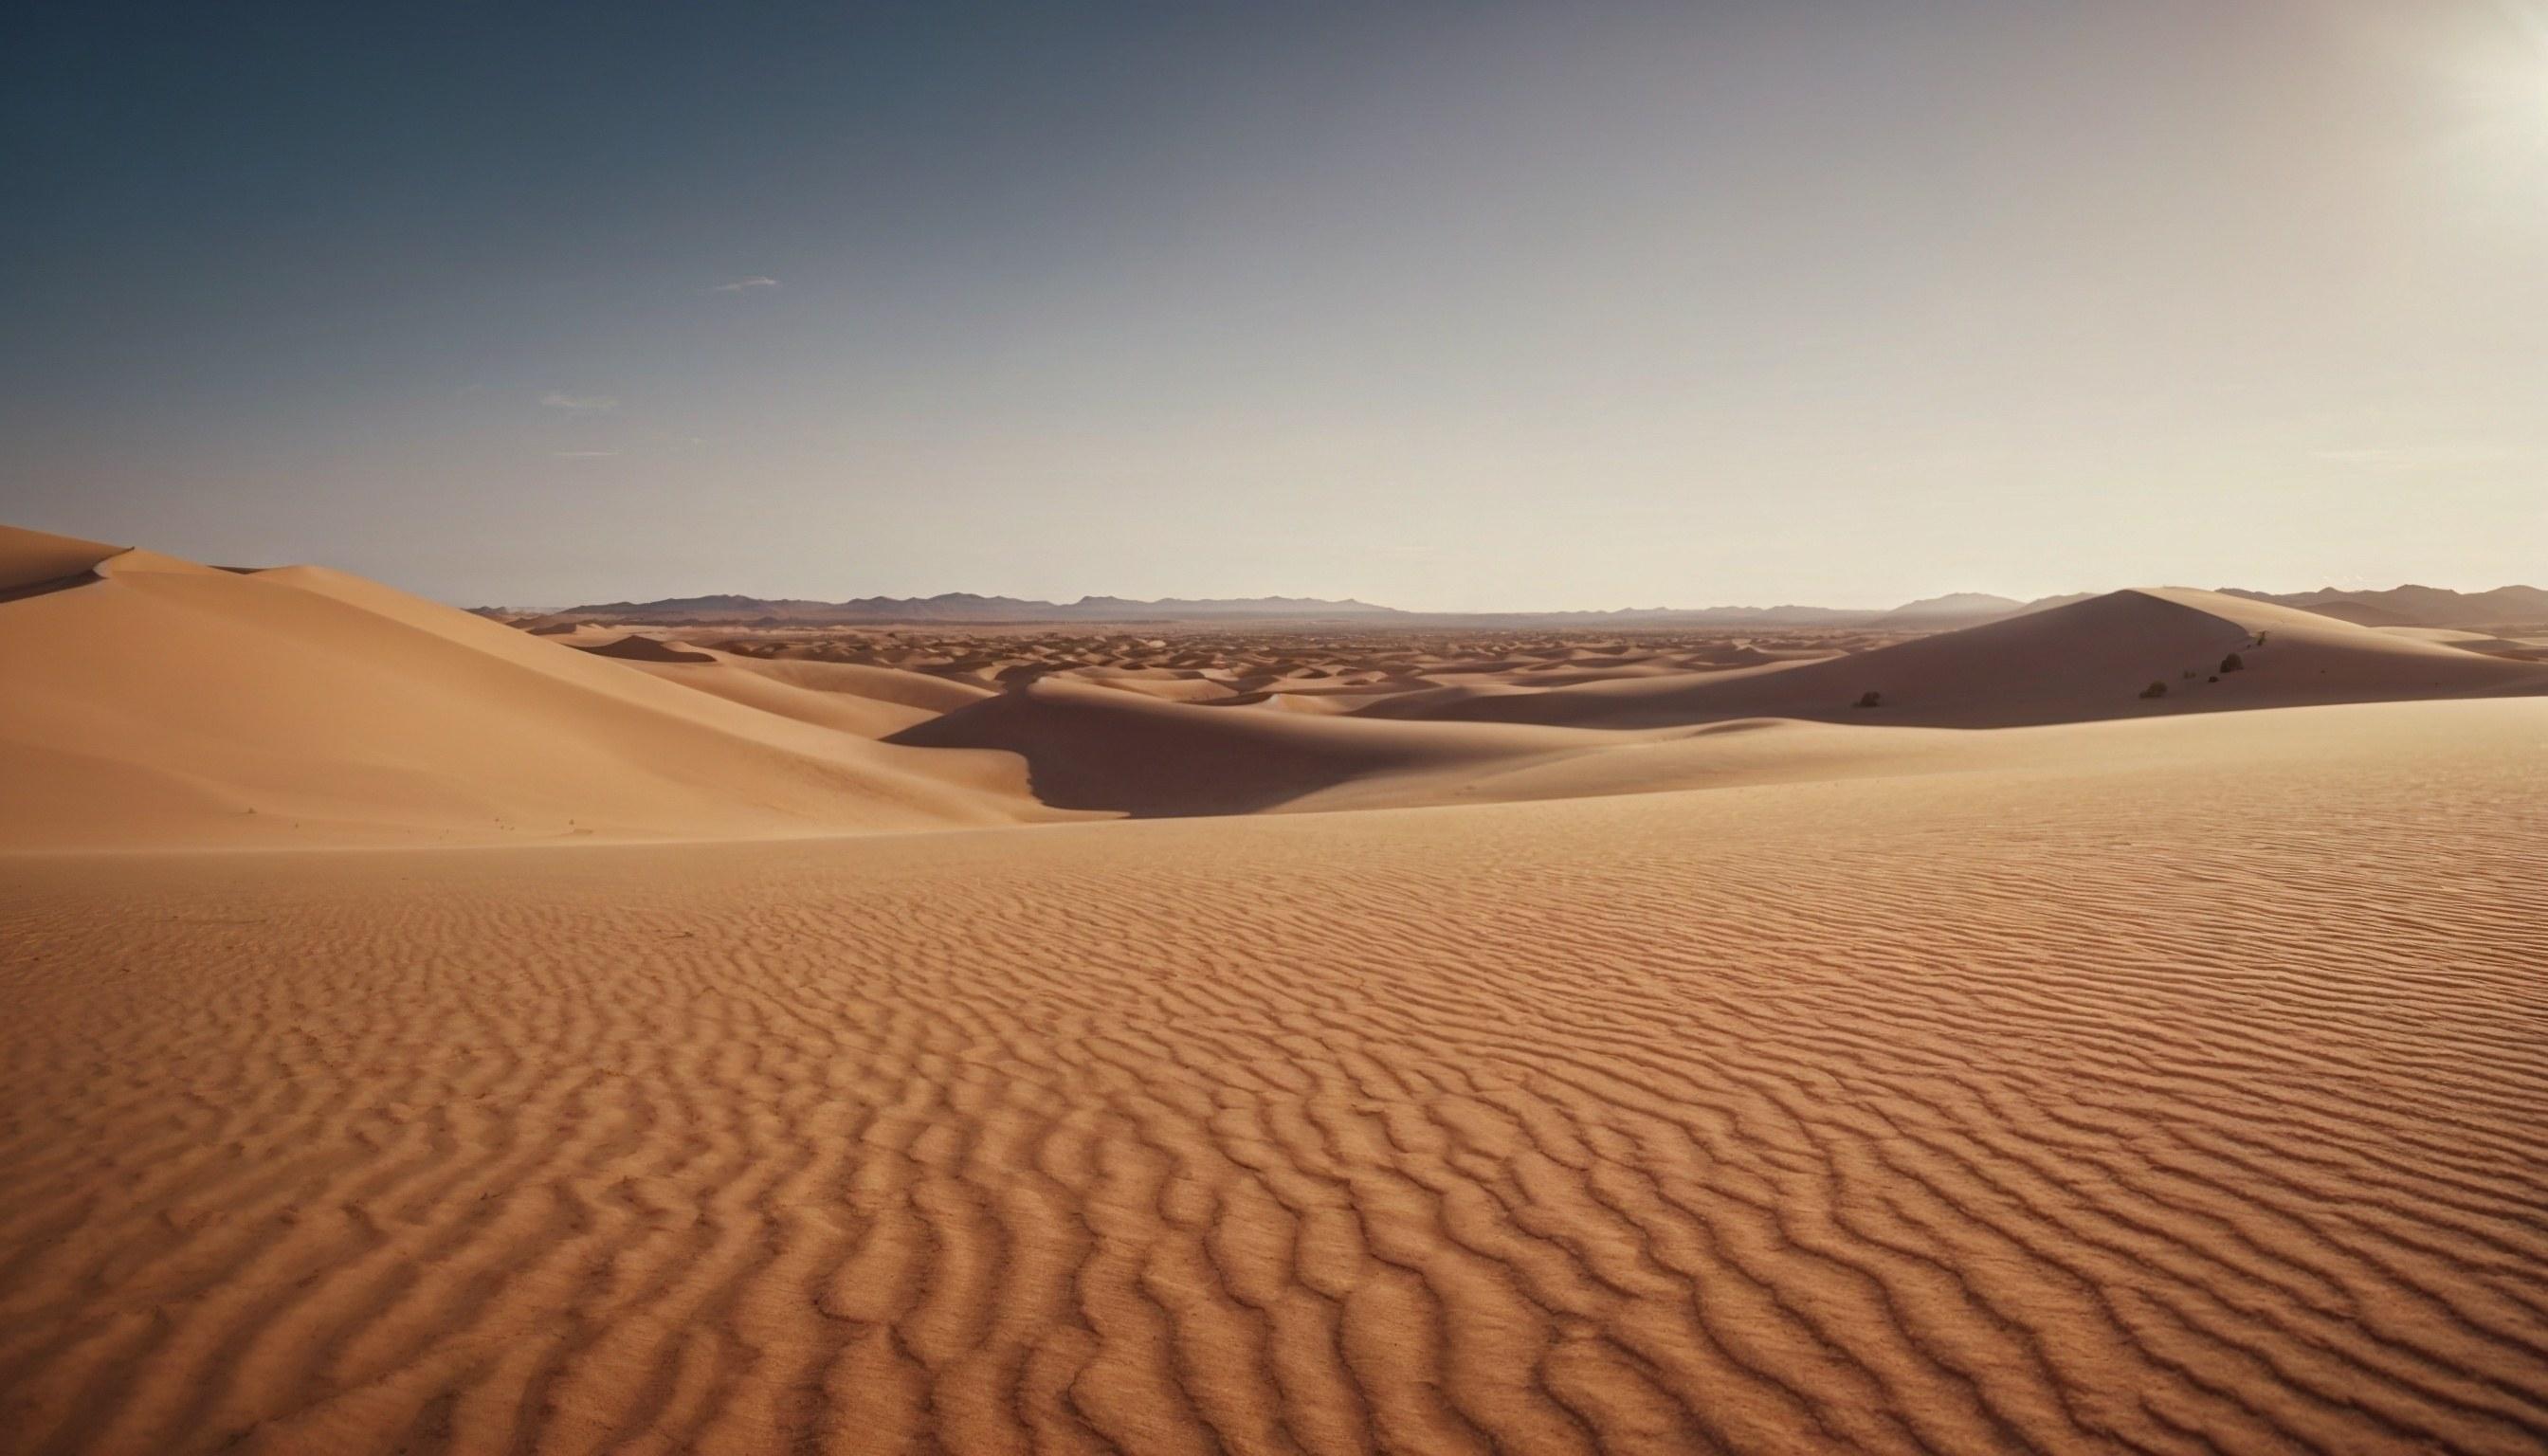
(6, 517, 2548, 1454)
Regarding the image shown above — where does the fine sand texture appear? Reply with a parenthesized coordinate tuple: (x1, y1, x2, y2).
(6, 696, 2548, 1454)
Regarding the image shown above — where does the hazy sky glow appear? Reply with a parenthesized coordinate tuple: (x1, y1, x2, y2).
(4, 0, 2545, 610)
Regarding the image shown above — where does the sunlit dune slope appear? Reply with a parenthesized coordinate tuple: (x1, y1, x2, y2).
(0, 539, 1051, 849)
(1365, 587, 2548, 728)
(598, 646, 999, 740)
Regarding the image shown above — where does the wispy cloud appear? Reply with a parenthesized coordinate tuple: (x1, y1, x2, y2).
(710, 276, 780, 292)
(552, 450, 618, 459)
(540, 391, 619, 413)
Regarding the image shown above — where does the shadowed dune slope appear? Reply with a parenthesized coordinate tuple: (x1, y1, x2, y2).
(1365, 587, 2548, 728)
(0, 549, 1050, 849)
(3, 697, 2544, 1453)
(0, 524, 124, 596)
(894, 684, 2473, 821)
(575, 632, 715, 664)
(889, 675, 1616, 815)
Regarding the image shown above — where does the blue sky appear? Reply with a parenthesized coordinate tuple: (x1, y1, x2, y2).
(5, 0, 2545, 609)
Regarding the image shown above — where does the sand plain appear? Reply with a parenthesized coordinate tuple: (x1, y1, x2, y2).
(4, 522, 2546, 1454)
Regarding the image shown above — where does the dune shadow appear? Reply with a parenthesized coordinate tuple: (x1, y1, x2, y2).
(0, 569, 103, 606)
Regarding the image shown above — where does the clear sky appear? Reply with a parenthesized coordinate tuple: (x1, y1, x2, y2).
(4, 0, 2544, 610)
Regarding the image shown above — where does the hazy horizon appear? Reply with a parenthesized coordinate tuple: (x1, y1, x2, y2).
(438, 575, 2548, 617)
(16, 508, 2548, 615)
(7, 0, 2545, 611)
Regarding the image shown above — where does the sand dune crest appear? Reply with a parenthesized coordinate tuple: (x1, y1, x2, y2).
(0, 540, 1053, 849)
(1364, 587, 2548, 729)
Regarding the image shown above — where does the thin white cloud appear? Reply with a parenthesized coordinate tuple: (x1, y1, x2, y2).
(710, 276, 780, 292)
(540, 391, 619, 413)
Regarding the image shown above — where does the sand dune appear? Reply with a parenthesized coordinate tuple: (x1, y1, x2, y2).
(872, 588, 2548, 818)
(8, 528, 2548, 1452)
(1363, 588, 2548, 729)
(598, 648, 997, 740)
(9, 533, 2541, 838)
(889, 675, 1608, 815)
(2377, 625, 2548, 661)
(0, 524, 124, 597)
(8, 540, 2543, 838)
(4, 697, 2544, 1453)
(575, 632, 716, 664)
(0, 535, 1049, 849)
(887, 682, 2310, 820)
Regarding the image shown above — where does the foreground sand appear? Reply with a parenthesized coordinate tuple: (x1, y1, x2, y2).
(6, 699, 2545, 1454)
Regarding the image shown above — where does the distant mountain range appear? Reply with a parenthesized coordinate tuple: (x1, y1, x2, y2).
(498, 582, 2548, 630)
(519, 592, 1406, 626)
(2221, 584, 2548, 628)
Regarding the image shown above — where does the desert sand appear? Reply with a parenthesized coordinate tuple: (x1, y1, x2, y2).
(0, 527, 1054, 851)
(5, 521, 2547, 1453)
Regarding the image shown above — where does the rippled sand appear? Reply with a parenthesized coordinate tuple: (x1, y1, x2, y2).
(7, 698, 2545, 1454)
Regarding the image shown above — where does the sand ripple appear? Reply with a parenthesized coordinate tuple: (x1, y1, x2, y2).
(3, 709, 2545, 1454)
